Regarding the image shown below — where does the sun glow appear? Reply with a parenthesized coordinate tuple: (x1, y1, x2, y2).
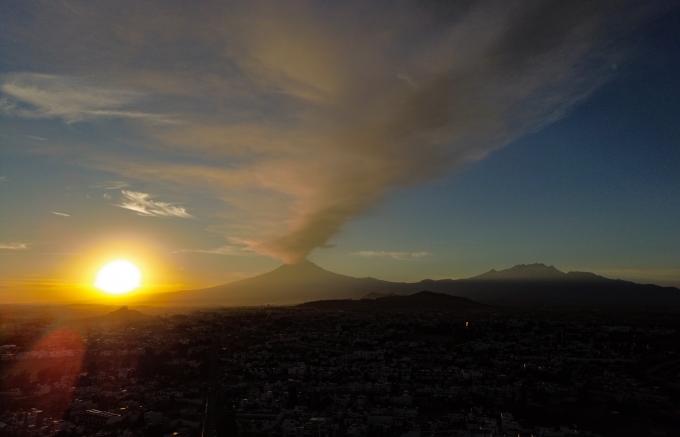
(95, 260, 142, 295)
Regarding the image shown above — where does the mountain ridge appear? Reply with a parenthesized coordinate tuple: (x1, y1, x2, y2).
(299, 290, 493, 313)
(147, 261, 680, 309)
(473, 263, 569, 280)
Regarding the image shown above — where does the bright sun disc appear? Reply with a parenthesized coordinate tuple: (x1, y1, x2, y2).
(95, 260, 141, 295)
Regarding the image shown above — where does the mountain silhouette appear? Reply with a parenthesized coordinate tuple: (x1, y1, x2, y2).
(418, 264, 680, 308)
(153, 260, 407, 307)
(299, 290, 492, 313)
(149, 261, 680, 310)
(472, 263, 567, 280)
(471, 263, 609, 283)
(71, 306, 151, 328)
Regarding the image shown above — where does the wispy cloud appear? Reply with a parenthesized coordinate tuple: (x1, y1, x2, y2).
(116, 190, 192, 218)
(173, 246, 249, 256)
(51, 211, 71, 217)
(0, 242, 28, 250)
(93, 180, 129, 190)
(0, 73, 174, 123)
(173, 238, 255, 256)
(0, 176, 6, 182)
(354, 250, 431, 261)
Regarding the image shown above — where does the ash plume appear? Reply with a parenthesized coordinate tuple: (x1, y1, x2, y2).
(0, 0, 661, 263)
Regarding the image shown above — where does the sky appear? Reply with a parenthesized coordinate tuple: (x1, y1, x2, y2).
(1, 0, 679, 303)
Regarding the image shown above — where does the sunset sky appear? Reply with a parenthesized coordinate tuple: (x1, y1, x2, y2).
(1, 1, 679, 303)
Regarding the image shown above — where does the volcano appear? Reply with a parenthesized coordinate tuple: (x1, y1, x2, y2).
(152, 260, 408, 307)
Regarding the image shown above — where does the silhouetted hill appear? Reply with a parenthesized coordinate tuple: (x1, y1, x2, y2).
(72, 306, 151, 328)
(148, 261, 680, 310)
(299, 290, 492, 313)
(362, 291, 395, 300)
(104, 306, 149, 321)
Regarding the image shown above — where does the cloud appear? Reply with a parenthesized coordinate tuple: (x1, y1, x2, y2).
(51, 211, 71, 217)
(173, 246, 250, 256)
(172, 236, 257, 256)
(173, 246, 240, 255)
(0, 242, 28, 250)
(0, 73, 174, 123)
(93, 180, 129, 190)
(354, 250, 431, 261)
(116, 190, 192, 218)
(1, 1, 662, 262)
(0, 176, 6, 182)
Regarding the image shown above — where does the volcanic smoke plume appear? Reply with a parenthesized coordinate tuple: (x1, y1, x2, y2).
(0, 1, 660, 262)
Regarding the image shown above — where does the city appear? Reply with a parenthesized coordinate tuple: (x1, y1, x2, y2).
(2, 303, 679, 436)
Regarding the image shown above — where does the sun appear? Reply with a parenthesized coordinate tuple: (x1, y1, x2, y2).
(95, 259, 142, 295)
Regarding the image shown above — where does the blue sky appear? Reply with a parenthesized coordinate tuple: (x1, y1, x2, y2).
(315, 8, 680, 284)
(1, 1, 679, 302)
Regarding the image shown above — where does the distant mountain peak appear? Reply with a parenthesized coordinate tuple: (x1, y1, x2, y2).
(281, 258, 313, 267)
(277, 259, 328, 272)
(513, 262, 561, 271)
(265, 259, 351, 281)
(474, 263, 565, 280)
(158, 258, 400, 306)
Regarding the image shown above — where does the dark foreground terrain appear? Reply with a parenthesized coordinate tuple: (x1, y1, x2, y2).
(1, 303, 680, 436)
